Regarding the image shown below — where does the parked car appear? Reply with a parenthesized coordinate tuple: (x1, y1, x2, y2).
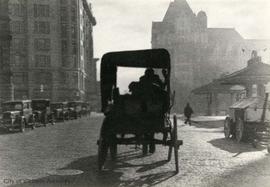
(1, 100, 36, 132)
(50, 102, 69, 121)
(32, 99, 54, 126)
(67, 101, 83, 119)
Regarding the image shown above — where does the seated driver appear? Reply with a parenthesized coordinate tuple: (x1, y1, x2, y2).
(139, 68, 166, 154)
(139, 68, 163, 89)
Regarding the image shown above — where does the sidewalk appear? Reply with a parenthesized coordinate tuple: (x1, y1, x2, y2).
(191, 116, 226, 122)
(177, 114, 226, 128)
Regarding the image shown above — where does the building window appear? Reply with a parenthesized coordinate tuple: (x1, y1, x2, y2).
(35, 55, 51, 67)
(61, 40, 68, 53)
(34, 4, 50, 17)
(71, 7, 76, 22)
(13, 72, 28, 84)
(34, 72, 51, 84)
(61, 55, 70, 67)
(10, 3, 26, 17)
(60, 0, 68, 6)
(71, 41, 77, 54)
(11, 55, 26, 67)
(72, 72, 78, 87)
(11, 21, 25, 34)
(60, 7, 68, 22)
(12, 38, 26, 51)
(14, 90, 28, 100)
(71, 26, 76, 38)
(72, 55, 77, 68)
(59, 71, 67, 84)
(61, 24, 68, 38)
(34, 21, 50, 34)
(34, 38, 50, 51)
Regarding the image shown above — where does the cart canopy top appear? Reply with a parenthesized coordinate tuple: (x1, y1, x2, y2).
(100, 49, 171, 112)
(101, 49, 170, 69)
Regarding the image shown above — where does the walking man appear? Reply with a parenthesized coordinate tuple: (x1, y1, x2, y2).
(184, 103, 193, 125)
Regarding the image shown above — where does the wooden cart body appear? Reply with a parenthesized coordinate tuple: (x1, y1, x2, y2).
(224, 93, 270, 150)
(97, 49, 182, 172)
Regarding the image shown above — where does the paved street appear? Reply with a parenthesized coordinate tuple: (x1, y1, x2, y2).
(0, 114, 270, 187)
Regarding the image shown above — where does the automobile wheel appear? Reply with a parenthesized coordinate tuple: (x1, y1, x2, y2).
(31, 118, 36, 130)
(142, 144, 148, 155)
(110, 143, 117, 161)
(20, 120, 25, 133)
(51, 116, 55, 125)
(98, 129, 109, 170)
(43, 115, 48, 127)
(173, 114, 179, 173)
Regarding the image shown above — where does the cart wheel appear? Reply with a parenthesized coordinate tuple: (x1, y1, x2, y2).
(167, 128, 173, 161)
(20, 120, 25, 133)
(98, 137, 109, 171)
(235, 118, 244, 143)
(97, 120, 110, 171)
(173, 115, 179, 173)
(142, 144, 148, 155)
(224, 117, 232, 139)
(31, 120, 36, 130)
(44, 116, 48, 127)
(51, 116, 55, 125)
(110, 143, 117, 161)
(167, 145, 172, 161)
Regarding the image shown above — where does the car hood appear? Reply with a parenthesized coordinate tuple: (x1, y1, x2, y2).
(33, 110, 43, 114)
(54, 108, 62, 112)
(3, 111, 20, 115)
(2, 111, 20, 119)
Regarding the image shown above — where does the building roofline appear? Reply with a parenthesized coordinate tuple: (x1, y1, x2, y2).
(82, 0, 96, 26)
(245, 39, 270, 42)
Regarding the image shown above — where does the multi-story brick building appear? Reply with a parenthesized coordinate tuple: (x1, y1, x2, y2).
(0, 0, 12, 102)
(0, 0, 97, 103)
(152, 0, 270, 112)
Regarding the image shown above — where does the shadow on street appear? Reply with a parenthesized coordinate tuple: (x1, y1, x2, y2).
(208, 138, 264, 155)
(190, 120, 224, 129)
(209, 155, 270, 187)
(10, 150, 176, 187)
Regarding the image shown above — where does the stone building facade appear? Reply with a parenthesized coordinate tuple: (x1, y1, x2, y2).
(0, 0, 97, 103)
(152, 0, 270, 112)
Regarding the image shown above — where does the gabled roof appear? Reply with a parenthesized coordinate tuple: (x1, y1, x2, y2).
(220, 62, 270, 84)
(192, 80, 241, 95)
(163, 0, 195, 22)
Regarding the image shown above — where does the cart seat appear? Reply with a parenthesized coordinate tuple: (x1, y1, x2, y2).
(119, 94, 165, 117)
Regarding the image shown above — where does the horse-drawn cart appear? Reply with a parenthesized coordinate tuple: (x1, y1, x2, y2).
(97, 49, 183, 172)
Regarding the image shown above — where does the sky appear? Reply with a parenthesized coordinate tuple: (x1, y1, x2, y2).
(90, 0, 270, 90)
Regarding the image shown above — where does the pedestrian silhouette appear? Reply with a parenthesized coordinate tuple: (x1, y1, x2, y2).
(184, 103, 193, 125)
